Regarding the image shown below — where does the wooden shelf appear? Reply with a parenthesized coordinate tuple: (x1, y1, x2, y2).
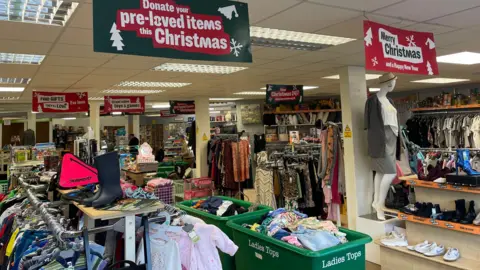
(411, 104, 480, 112)
(265, 124, 315, 127)
(375, 239, 480, 270)
(400, 175, 480, 194)
(398, 213, 480, 235)
(263, 109, 341, 114)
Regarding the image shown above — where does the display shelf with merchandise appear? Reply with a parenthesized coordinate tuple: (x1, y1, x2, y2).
(263, 109, 341, 114)
(401, 175, 480, 194)
(398, 212, 480, 235)
(411, 104, 480, 112)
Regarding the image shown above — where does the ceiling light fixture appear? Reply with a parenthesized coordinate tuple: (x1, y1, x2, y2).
(116, 81, 191, 87)
(0, 97, 19, 100)
(250, 26, 355, 51)
(437, 52, 480, 65)
(153, 63, 248, 74)
(411, 78, 471, 84)
(62, 117, 76, 120)
(210, 111, 221, 114)
(0, 53, 45, 64)
(209, 98, 244, 101)
(0, 87, 24, 92)
(234, 91, 266, 96)
(152, 103, 170, 109)
(111, 112, 122, 115)
(102, 89, 165, 94)
(0, 77, 31, 84)
(0, 0, 79, 26)
(260, 86, 318, 90)
(323, 74, 381, 80)
(369, 88, 381, 92)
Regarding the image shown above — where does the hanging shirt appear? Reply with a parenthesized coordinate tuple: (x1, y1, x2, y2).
(137, 238, 182, 270)
(378, 95, 399, 135)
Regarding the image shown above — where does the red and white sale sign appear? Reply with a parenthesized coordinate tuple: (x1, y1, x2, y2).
(104, 96, 145, 113)
(32, 91, 89, 113)
(363, 21, 439, 76)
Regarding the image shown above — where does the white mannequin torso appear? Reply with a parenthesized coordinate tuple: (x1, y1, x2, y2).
(376, 82, 398, 136)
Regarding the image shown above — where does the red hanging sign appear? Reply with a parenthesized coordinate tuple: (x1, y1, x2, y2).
(104, 96, 145, 113)
(160, 110, 176, 117)
(32, 91, 89, 113)
(364, 21, 439, 76)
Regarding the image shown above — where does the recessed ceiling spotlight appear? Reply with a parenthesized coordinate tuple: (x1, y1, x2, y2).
(209, 98, 244, 101)
(437, 52, 480, 65)
(260, 86, 318, 90)
(116, 81, 191, 87)
(0, 87, 24, 92)
(411, 78, 470, 84)
(153, 63, 248, 74)
(323, 74, 381, 80)
(102, 89, 165, 94)
(250, 26, 355, 51)
(0, 53, 45, 64)
(0, 78, 31, 84)
(0, 1, 79, 26)
(234, 91, 265, 96)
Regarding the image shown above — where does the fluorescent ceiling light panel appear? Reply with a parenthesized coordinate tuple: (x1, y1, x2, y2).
(0, 53, 45, 64)
(102, 89, 165, 94)
(411, 78, 470, 84)
(88, 97, 104, 101)
(234, 91, 265, 96)
(153, 63, 248, 74)
(260, 86, 318, 90)
(111, 112, 122, 115)
(369, 88, 380, 92)
(323, 74, 381, 80)
(62, 117, 76, 120)
(0, 87, 24, 92)
(116, 81, 191, 88)
(250, 26, 355, 51)
(0, 97, 19, 100)
(0, 77, 30, 84)
(210, 111, 221, 114)
(0, 0, 79, 26)
(152, 103, 170, 109)
(209, 98, 244, 101)
(437, 52, 480, 65)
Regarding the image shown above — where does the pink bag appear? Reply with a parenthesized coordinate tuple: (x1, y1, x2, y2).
(392, 161, 404, 185)
(57, 153, 98, 189)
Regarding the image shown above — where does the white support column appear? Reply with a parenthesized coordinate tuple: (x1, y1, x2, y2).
(132, 115, 140, 138)
(195, 97, 210, 177)
(339, 66, 373, 230)
(89, 101, 101, 150)
(26, 111, 36, 134)
(49, 120, 53, 143)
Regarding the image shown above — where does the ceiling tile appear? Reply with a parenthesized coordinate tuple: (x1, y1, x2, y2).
(101, 59, 159, 70)
(374, 0, 480, 22)
(256, 2, 360, 32)
(252, 47, 309, 60)
(256, 60, 311, 70)
(58, 28, 93, 46)
(402, 23, 456, 35)
(0, 22, 61, 43)
(39, 66, 95, 75)
(90, 68, 143, 77)
(295, 62, 343, 71)
(69, 3, 93, 29)
(50, 44, 114, 59)
(0, 39, 52, 55)
(428, 7, 480, 28)
(283, 51, 344, 63)
(127, 71, 182, 81)
(0, 65, 39, 77)
(434, 29, 478, 47)
(307, 0, 404, 12)
(321, 40, 364, 54)
(237, 0, 302, 24)
(42, 56, 107, 68)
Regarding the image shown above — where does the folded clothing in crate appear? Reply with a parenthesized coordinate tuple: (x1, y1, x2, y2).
(247, 208, 347, 252)
(147, 178, 174, 204)
(190, 196, 248, 217)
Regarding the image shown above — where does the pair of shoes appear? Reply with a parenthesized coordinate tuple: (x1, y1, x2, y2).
(452, 199, 477, 224)
(401, 203, 419, 215)
(380, 231, 408, 247)
(456, 149, 480, 175)
(80, 152, 123, 208)
(444, 248, 461, 262)
(417, 202, 434, 218)
(410, 241, 445, 257)
(433, 177, 446, 184)
(474, 212, 480, 226)
(461, 200, 476, 224)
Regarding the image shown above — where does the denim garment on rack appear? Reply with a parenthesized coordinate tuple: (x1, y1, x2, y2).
(293, 226, 340, 252)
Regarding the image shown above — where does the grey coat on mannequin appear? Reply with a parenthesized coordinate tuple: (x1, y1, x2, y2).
(370, 73, 398, 221)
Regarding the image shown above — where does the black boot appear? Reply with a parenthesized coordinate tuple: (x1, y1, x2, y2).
(91, 152, 123, 208)
(460, 201, 476, 224)
(81, 186, 102, 207)
(452, 199, 466, 223)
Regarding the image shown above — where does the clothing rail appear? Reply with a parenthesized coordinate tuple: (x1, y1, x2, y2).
(412, 109, 480, 115)
(420, 147, 480, 152)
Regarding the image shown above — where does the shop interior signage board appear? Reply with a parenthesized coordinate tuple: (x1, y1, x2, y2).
(169, 100, 195, 114)
(266, 85, 304, 105)
(104, 96, 145, 113)
(32, 91, 89, 113)
(93, 0, 252, 63)
(363, 20, 439, 75)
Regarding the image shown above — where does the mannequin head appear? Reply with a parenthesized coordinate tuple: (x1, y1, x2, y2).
(376, 72, 397, 97)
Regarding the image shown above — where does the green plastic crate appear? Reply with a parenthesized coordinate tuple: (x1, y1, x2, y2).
(177, 196, 272, 270)
(156, 166, 175, 178)
(226, 214, 372, 270)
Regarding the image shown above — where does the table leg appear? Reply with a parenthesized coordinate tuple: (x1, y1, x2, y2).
(124, 215, 136, 261)
(84, 216, 95, 240)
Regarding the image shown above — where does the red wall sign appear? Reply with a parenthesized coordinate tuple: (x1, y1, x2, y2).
(363, 21, 439, 76)
(104, 96, 145, 113)
(160, 110, 176, 117)
(32, 91, 89, 113)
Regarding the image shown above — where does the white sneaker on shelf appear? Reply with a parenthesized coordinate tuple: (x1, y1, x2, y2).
(407, 240, 429, 251)
(424, 245, 445, 257)
(474, 212, 480, 226)
(381, 231, 408, 247)
(444, 248, 460, 262)
(433, 177, 446, 184)
(415, 242, 437, 254)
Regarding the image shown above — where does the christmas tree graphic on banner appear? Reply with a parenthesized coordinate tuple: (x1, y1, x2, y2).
(427, 61, 433, 75)
(110, 23, 124, 51)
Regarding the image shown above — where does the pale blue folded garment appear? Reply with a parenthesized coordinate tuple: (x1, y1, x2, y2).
(293, 226, 341, 251)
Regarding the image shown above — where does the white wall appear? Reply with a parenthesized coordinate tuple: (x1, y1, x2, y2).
(54, 116, 128, 134)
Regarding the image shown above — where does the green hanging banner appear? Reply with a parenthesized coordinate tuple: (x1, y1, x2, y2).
(93, 0, 252, 63)
(266, 85, 304, 105)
